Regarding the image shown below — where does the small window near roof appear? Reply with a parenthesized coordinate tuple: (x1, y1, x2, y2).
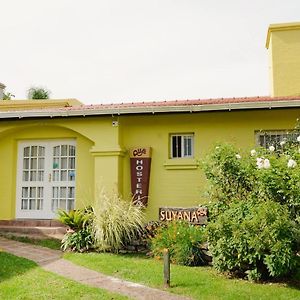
(170, 134, 194, 158)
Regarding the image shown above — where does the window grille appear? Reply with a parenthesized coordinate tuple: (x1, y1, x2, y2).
(256, 130, 299, 149)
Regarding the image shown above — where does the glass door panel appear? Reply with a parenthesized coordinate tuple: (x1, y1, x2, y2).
(20, 146, 45, 212)
(51, 144, 76, 213)
(16, 140, 76, 219)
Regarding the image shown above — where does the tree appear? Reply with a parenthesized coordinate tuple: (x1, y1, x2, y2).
(27, 86, 51, 100)
(3, 91, 15, 100)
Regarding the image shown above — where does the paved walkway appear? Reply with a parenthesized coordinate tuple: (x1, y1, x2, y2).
(0, 237, 189, 300)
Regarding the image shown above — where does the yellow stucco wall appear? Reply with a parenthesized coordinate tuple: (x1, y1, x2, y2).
(0, 116, 122, 220)
(267, 22, 300, 97)
(120, 109, 300, 220)
(0, 107, 300, 221)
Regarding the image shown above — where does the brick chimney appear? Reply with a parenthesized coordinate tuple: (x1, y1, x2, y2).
(0, 82, 6, 100)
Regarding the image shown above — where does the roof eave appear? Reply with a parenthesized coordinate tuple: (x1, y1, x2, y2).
(0, 100, 300, 119)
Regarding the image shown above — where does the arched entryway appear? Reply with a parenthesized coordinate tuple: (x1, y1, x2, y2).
(0, 122, 95, 220)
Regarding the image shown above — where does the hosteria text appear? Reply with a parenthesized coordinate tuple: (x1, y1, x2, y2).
(130, 147, 152, 206)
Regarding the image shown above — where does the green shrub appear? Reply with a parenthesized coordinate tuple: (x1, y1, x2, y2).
(151, 221, 207, 266)
(202, 142, 300, 280)
(255, 153, 300, 222)
(58, 208, 94, 252)
(202, 144, 255, 207)
(207, 199, 299, 280)
(92, 188, 145, 252)
(57, 208, 92, 231)
(203, 143, 300, 222)
(61, 228, 94, 252)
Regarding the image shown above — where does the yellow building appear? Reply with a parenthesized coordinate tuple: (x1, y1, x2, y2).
(1, 22, 300, 222)
(266, 22, 300, 97)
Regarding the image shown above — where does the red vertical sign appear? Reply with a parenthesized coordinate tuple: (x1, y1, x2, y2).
(130, 147, 152, 206)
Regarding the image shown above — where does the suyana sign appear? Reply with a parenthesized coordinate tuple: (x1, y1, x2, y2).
(130, 147, 152, 206)
(159, 207, 208, 225)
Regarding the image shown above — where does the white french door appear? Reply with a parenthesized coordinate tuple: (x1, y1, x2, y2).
(16, 140, 76, 219)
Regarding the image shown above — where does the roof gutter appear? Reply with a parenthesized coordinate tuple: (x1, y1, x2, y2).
(0, 100, 300, 119)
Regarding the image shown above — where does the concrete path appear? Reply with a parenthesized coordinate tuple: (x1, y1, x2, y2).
(0, 237, 189, 300)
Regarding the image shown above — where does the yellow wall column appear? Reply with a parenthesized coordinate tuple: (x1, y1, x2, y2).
(266, 22, 300, 97)
(90, 148, 126, 198)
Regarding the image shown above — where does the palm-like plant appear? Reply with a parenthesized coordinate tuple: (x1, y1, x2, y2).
(57, 209, 92, 231)
(3, 91, 15, 100)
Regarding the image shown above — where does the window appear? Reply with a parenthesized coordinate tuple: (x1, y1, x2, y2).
(170, 134, 194, 158)
(256, 130, 299, 149)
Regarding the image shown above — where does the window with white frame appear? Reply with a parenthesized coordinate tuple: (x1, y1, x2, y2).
(256, 130, 299, 149)
(170, 134, 194, 158)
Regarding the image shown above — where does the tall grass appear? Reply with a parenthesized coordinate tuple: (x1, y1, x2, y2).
(92, 188, 145, 252)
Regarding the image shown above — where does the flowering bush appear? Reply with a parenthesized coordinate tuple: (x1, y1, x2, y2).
(203, 142, 300, 222)
(207, 199, 298, 281)
(202, 141, 300, 280)
(150, 221, 207, 266)
(254, 145, 300, 222)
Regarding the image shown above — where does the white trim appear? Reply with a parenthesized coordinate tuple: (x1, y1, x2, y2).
(170, 133, 194, 159)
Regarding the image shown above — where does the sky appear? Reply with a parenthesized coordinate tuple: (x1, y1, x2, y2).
(1, 0, 300, 104)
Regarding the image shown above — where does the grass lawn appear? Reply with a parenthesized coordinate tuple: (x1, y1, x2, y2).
(64, 252, 300, 300)
(2, 234, 299, 299)
(0, 251, 128, 300)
